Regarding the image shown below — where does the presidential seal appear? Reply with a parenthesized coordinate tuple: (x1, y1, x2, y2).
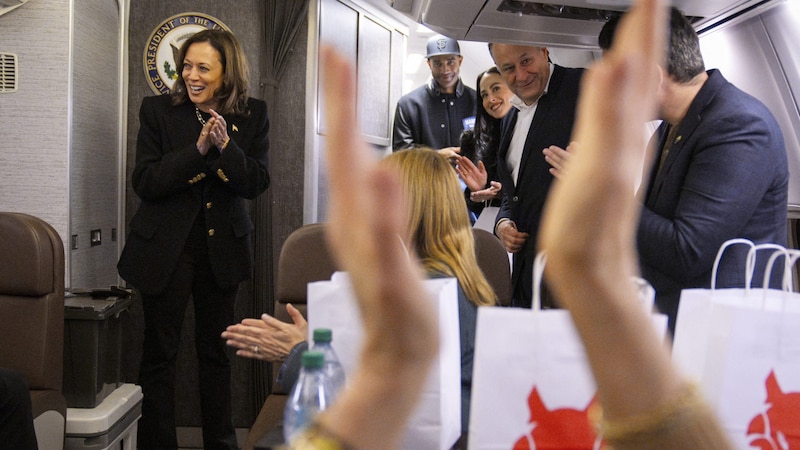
(143, 12, 230, 95)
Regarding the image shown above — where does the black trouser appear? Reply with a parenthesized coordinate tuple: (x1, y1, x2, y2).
(0, 367, 38, 450)
(137, 247, 238, 450)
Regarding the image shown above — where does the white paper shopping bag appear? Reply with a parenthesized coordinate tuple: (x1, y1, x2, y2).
(712, 298, 800, 448)
(307, 272, 462, 450)
(672, 239, 785, 386)
(468, 307, 601, 450)
(468, 254, 667, 450)
(672, 239, 800, 448)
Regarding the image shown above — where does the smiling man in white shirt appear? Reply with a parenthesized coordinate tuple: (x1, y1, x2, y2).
(488, 43, 585, 308)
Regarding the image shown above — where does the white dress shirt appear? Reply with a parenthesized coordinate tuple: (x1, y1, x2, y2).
(505, 63, 554, 186)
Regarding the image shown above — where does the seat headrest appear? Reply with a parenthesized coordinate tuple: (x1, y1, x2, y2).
(0, 213, 63, 296)
(276, 223, 338, 305)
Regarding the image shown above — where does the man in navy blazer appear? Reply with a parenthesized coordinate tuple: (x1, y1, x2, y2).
(489, 43, 584, 308)
(634, 8, 789, 331)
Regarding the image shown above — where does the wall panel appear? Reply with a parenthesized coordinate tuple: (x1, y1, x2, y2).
(70, 0, 121, 288)
(0, 0, 71, 266)
(700, 2, 800, 207)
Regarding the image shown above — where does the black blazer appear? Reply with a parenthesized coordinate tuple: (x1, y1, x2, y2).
(118, 95, 270, 295)
(495, 65, 584, 305)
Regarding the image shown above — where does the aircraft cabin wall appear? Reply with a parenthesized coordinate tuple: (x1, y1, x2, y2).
(698, 0, 800, 213)
(0, 0, 72, 285)
(0, 0, 124, 290)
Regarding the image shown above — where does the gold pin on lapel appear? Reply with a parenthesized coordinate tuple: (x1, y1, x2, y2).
(232, 124, 239, 132)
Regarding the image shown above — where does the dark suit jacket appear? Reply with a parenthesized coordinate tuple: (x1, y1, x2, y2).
(637, 69, 789, 326)
(495, 65, 584, 307)
(118, 95, 270, 295)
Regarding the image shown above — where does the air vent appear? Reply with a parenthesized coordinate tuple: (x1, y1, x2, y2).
(0, 52, 18, 93)
(497, 1, 618, 22)
(496, 1, 702, 24)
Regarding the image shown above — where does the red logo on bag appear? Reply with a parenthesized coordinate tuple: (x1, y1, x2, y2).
(747, 370, 800, 449)
(513, 386, 601, 450)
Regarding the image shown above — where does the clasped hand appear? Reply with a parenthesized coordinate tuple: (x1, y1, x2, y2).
(196, 109, 230, 156)
(222, 303, 307, 362)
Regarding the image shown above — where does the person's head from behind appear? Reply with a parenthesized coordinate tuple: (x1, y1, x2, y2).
(381, 149, 497, 306)
(597, 7, 704, 121)
(171, 29, 251, 115)
(488, 43, 550, 106)
(426, 35, 463, 94)
(597, 14, 621, 55)
(477, 67, 515, 120)
(599, 7, 704, 83)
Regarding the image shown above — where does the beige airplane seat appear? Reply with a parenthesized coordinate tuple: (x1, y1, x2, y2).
(472, 228, 512, 306)
(0, 212, 67, 450)
(245, 224, 511, 448)
(245, 223, 336, 449)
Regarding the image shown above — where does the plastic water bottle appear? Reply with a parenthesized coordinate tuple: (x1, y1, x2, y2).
(283, 351, 335, 443)
(311, 328, 346, 396)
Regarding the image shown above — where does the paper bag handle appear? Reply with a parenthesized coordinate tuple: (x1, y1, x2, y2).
(761, 247, 793, 292)
(745, 243, 786, 288)
(710, 239, 783, 290)
(786, 250, 800, 292)
(632, 277, 656, 312)
(713, 240, 786, 291)
(532, 251, 547, 311)
(711, 239, 754, 290)
(763, 248, 800, 293)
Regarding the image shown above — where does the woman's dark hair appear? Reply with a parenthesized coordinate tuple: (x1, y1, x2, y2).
(473, 67, 504, 179)
(170, 29, 251, 116)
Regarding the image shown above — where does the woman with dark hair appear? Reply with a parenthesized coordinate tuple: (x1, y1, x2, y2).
(118, 28, 270, 449)
(457, 67, 514, 216)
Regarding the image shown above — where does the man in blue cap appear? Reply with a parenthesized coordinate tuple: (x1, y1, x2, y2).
(392, 34, 477, 153)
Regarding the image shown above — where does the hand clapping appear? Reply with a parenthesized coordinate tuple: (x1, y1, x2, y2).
(196, 109, 230, 155)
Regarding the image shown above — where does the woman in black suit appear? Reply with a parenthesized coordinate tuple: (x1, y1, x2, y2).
(118, 29, 270, 450)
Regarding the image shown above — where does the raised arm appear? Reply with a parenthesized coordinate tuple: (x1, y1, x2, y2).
(538, 0, 731, 447)
(293, 46, 438, 450)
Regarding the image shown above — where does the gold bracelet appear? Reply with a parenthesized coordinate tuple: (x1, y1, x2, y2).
(600, 383, 704, 441)
(284, 420, 354, 450)
(220, 137, 230, 150)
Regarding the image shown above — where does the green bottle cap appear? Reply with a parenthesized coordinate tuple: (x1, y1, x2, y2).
(301, 350, 325, 369)
(313, 328, 333, 343)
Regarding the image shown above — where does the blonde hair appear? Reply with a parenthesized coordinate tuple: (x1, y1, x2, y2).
(382, 149, 497, 307)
